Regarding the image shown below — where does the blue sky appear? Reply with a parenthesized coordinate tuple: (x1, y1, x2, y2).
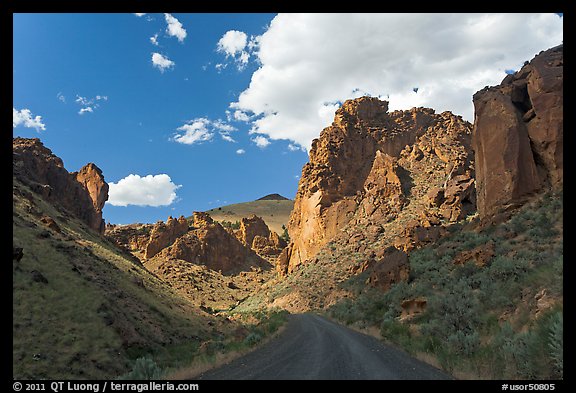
(13, 13, 562, 225)
(13, 13, 307, 224)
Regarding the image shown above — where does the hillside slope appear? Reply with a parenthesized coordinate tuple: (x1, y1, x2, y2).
(12, 138, 246, 379)
(205, 198, 293, 236)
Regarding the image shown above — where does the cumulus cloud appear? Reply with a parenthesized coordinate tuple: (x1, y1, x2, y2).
(217, 30, 248, 56)
(13, 108, 46, 132)
(152, 52, 175, 72)
(57, 92, 66, 103)
(172, 117, 236, 145)
(231, 13, 563, 150)
(252, 135, 270, 148)
(236, 149, 246, 155)
(216, 30, 256, 71)
(134, 13, 146, 17)
(108, 174, 181, 207)
(164, 13, 186, 43)
(78, 107, 93, 115)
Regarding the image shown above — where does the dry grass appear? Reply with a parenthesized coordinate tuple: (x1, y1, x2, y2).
(165, 318, 288, 380)
(205, 199, 294, 235)
(12, 178, 231, 379)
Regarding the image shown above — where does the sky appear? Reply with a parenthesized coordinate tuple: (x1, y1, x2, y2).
(13, 13, 563, 225)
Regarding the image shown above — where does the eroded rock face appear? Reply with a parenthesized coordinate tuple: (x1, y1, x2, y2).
(105, 223, 154, 252)
(472, 45, 563, 221)
(144, 216, 189, 259)
(13, 138, 109, 233)
(282, 97, 474, 276)
(155, 212, 269, 274)
(74, 163, 109, 233)
(236, 215, 287, 260)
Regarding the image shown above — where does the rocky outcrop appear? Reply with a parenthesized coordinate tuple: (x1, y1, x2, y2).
(236, 215, 287, 259)
(74, 163, 109, 233)
(144, 216, 189, 259)
(105, 223, 153, 252)
(13, 138, 109, 233)
(453, 241, 495, 267)
(366, 246, 409, 292)
(281, 97, 474, 276)
(400, 298, 427, 321)
(472, 45, 563, 221)
(394, 220, 446, 253)
(154, 212, 269, 274)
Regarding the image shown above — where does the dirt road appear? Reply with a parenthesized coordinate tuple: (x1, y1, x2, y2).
(197, 313, 451, 380)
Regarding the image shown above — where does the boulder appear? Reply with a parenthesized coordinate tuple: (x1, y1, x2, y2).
(366, 246, 409, 291)
(400, 298, 427, 321)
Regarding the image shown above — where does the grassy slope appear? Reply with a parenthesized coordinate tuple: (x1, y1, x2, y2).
(13, 178, 229, 379)
(204, 199, 294, 235)
(328, 190, 563, 379)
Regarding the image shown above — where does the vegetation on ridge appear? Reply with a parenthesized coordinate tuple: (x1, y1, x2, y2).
(328, 190, 563, 379)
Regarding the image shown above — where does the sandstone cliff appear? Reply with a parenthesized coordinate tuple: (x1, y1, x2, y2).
(472, 45, 563, 221)
(281, 97, 474, 277)
(13, 137, 109, 233)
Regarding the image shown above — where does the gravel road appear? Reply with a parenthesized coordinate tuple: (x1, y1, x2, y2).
(196, 313, 452, 380)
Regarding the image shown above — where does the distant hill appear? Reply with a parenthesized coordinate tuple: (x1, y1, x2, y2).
(256, 193, 291, 201)
(205, 197, 294, 235)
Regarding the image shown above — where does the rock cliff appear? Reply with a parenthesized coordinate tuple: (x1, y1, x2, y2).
(281, 97, 474, 277)
(472, 44, 563, 221)
(235, 215, 287, 260)
(13, 137, 109, 233)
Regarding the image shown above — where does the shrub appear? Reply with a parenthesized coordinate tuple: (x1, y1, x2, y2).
(118, 356, 163, 380)
(243, 332, 262, 346)
(548, 312, 563, 376)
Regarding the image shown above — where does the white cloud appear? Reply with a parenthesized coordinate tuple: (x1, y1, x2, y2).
(172, 118, 236, 145)
(216, 30, 253, 70)
(288, 143, 305, 152)
(57, 92, 66, 103)
(74, 94, 107, 114)
(232, 110, 250, 122)
(108, 174, 181, 207)
(217, 30, 248, 56)
(151, 52, 175, 72)
(236, 149, 246, 155)
(13, 108, 46, 132)
(252, 135, 271, 148)
(164, 13, 187, 43)
(134, 13, 146, 17)
(150, 33, 159, 46)
(220, 133, 236, 143)
(231, 13, 563, 150)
